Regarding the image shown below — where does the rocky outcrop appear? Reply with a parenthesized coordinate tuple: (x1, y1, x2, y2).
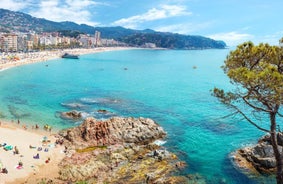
(232, 133, 283, 175)
(97, 109, 109, 114)
(60, 110, 82, 120)
(57, 117, 187, 183)
(59, 117, 166, 148)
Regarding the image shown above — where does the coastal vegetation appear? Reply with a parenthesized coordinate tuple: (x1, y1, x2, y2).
(213, 38, 283, 183)
(118, 32, 226, 49)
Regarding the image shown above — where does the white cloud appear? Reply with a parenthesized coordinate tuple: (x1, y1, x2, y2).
(156, 22, 213, 34)
(0, 0, 31, 11)
(257, 31, 283, 45)
(113, 4, 191, 29)
(208, 32, 254, 46)
(29, 0, 102, 26)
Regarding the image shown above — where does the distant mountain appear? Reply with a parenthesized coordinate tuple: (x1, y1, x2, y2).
(0, 8, 226, 49)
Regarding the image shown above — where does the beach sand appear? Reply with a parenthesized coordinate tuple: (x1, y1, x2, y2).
(0, 122, 65, 184)
(0, 47, 134, 71)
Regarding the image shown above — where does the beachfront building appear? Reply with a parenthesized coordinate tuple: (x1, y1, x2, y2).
(62, 37, 71, 45)
(101, 38, 127, 47)
(39, 36, 52, 46)
(78, 34, 91, 48)
(17, 33, 27, 51)
(143, 43, 157, 48)
(50, 36, 58, 45)
(26, 41, 34, 51)
(27, 33, 39, 48)
(94, 31, 101, 47)
(78, 32, 102, 48)
(0, 33, 18, 52)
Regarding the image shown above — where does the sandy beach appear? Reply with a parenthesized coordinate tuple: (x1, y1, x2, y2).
(0, 47, 133, 71)
(0, 122, 65, 184)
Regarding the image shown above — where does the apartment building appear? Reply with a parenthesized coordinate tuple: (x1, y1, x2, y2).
(94, 31, 101, 47)
(0, 33, 18, 52)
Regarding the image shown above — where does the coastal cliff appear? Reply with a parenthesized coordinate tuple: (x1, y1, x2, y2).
(56, 117, 188, 183)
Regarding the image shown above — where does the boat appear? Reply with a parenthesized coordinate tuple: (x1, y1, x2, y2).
(61, 53, 79, 59)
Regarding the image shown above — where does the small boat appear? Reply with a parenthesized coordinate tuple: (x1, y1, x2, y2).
(61, 53, 79, 59)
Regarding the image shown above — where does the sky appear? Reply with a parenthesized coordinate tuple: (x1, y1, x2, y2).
(1, 0, 283, 46)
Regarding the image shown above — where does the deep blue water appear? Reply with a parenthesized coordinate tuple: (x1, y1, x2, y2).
(0, 49, 275, 183)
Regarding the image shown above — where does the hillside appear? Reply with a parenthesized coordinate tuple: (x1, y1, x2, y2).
(0, 8, 226, 49)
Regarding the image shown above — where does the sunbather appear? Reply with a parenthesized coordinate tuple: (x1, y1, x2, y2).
(1, 168, 8, 174)
(29, 145, 36, 149)
(33, 153, 39, 159)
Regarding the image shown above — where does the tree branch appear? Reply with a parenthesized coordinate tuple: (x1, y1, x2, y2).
(229, 103, 270, 133)
(249, 86, 274, 111)
(242, 96, 272, 113)
(213, 111, 238, 120)
(278, 112, 283, 117)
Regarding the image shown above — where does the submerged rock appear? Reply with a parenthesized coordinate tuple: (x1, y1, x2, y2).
(61, 102, 85, 109)
(97, 109, 109, 113)
(60, 110, 83, 120)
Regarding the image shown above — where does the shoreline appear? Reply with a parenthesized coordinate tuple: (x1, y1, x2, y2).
(0, 47, 135, 71)
(0, 46, 138, 183)
(0, 121, 65, 184)
(0, 46, 179, 183)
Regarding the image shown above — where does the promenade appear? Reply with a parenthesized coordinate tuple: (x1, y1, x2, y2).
(0, 47, 132, 71)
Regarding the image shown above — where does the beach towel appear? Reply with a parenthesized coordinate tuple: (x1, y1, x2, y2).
(4, 145, 13, 151)
(16, 165, 23, 169)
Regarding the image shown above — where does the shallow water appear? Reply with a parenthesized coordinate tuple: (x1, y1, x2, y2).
(0, 49, 274, 183)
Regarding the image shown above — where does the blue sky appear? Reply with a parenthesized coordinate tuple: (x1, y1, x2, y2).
(1, 0, 283, 46)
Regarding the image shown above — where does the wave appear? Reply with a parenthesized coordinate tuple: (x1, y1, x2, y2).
(153, 140, 167, 146)
(80, 98, 98, 104)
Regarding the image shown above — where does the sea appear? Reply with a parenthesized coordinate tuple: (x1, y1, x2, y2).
(0, 49, 275, 183)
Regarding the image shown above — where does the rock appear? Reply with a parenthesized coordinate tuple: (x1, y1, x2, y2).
(59, 117, 166, 147)
(232, 133, 283, 175)
(97, 109, 109, 113)
(277, 132, 283, 146)
(175, 161, 187, 169)
(57, 116, 187, 183)
(60, 110, 82, 120)
(186, 173, 207, 184)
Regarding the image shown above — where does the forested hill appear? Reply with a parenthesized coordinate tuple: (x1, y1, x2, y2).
(118, 33, 226, 49)
(0, 8, 226, 49)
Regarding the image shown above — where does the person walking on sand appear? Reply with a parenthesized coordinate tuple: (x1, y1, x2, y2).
(14, 146, 19, 155)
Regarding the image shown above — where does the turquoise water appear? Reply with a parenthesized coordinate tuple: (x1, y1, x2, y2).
(0, 49, 274, 183)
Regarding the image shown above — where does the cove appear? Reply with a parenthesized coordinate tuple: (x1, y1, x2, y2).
(0, 49, 272, 183)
